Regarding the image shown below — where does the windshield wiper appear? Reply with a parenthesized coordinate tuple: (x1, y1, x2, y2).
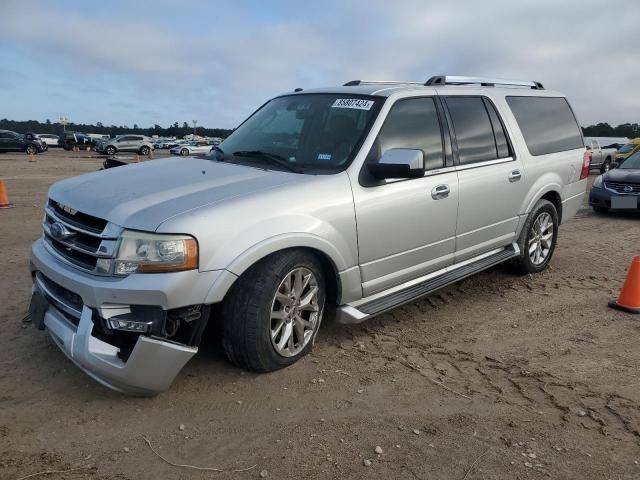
(232, 150, 302, 173)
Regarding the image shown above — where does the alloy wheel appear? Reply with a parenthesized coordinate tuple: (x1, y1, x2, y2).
(270, 267, 321, 357)
(528, 212, 554, 265)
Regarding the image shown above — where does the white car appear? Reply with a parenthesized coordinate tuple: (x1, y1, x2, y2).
(36, 134, 59, 147)
(170, 143, 212, 156)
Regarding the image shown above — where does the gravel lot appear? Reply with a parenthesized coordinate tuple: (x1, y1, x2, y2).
(1, 148, 639, 479)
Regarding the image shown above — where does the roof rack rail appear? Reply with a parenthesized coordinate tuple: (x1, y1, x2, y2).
(425, 75, 544, 90)
(343, 80, 424, 87)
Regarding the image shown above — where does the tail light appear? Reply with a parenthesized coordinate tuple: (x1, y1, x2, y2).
(580, 151, 591, 180)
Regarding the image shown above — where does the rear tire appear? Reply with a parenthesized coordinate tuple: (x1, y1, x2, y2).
(222, 250, 326, 372)
(600, 158, 611, 174)
(510, 199, 559, 275)
(105, 146, 116, 156)
(180, 148, 189, 156)
(139, 146, 150, 156)
(25, 145, 37, 155)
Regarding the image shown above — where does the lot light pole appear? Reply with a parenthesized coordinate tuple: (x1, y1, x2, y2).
(59, 115, 69, 132)
(192, 120, 197, 137)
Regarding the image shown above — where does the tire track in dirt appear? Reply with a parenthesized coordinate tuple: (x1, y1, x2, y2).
(342, 330, 640, 445)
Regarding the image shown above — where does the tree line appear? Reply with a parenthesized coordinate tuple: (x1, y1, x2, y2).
(580, 123, 640, 138)
(2, 118, 640, 141)
(0, 118, 234, 139)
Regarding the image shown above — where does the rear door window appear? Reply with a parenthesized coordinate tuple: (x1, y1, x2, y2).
(444, 97, 499, 165)
(506, 96, 583, 156)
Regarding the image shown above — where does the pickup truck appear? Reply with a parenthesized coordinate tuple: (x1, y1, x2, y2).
(584, 138, 617, 173)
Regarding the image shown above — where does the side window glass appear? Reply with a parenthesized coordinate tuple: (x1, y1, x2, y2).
(371, 97, 444, 171)
(483, 98, 512, 159)
(445, 96, 498, 165)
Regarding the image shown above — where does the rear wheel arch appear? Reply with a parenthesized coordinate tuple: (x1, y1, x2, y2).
(540, 190, 562, 223)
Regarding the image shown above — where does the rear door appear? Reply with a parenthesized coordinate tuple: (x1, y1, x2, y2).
(442, 95, 525, 262)
(117, 136, 134, 151)
(352, 96, 459, 296)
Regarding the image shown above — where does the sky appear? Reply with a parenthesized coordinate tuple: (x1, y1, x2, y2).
(0, 0, 638, 130)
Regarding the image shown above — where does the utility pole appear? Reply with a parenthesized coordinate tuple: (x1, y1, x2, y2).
(192, 120, 197, 137)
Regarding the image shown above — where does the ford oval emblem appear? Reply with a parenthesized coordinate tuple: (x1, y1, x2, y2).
(50, 222, 76, 240)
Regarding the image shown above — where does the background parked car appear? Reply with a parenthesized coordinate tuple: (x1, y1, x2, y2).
(96, 135, 154, 156)
(57, 132, 95, 150)
(589, 151, 640, 213)
(615, 138, 640, 163)
(584, 137, 618, 173)
(169, 142, 212, 156)
(35, 134, 59, 147)
(0, 129, 47, 154)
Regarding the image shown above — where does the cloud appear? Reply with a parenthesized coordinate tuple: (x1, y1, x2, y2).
(0, 0, 638, 127)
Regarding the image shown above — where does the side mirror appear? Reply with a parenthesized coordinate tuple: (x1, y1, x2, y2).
(368, 149, 425, 179)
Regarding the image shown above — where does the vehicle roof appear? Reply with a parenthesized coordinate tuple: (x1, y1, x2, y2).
(285, 83, 565, 98)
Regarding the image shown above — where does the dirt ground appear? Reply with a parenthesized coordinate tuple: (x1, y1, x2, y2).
(1, 148, 639, 480)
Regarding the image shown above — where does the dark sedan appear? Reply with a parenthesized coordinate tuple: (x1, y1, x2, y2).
(590, 152, 640, 213)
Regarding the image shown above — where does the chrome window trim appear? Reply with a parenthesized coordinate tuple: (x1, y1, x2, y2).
(455, 156, 515, 171)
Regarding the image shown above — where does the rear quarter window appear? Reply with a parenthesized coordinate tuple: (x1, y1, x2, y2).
(506, 96, 583, 156)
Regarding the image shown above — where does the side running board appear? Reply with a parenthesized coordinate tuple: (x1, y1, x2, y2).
(336, 245, 519, 324)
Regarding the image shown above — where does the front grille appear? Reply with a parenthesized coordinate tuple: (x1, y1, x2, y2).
(43, 199, 117, 274)
(604, 181, 640, 194)
(48, 200, 108, 233)
(35, 272, 83, 325)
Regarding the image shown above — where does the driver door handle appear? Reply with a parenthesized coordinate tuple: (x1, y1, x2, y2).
(509, 169, 522, 182)
(431, 184, 450, 200)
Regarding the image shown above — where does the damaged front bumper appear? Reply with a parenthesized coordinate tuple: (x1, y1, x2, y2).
(41, 301, 196, 396)
(30, 238, 222, 396)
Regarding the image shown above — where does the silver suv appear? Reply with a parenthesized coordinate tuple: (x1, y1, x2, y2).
(30, 76, 588, 395)
(96, 135, 154, 156)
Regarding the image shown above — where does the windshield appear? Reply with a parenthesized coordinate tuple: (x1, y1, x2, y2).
(618, 143, 636, 154)
(216, 94, 381, 173)
(619, 152, 640, 169)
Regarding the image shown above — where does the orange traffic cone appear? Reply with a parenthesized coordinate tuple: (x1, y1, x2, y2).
(29, 152, 36, 162)
(0, 179, 14, 209)
(609, 257, 640, 314)
(136, 154, 140, 163)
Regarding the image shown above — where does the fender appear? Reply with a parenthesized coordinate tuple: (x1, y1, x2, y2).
(203, 233, 355, 304)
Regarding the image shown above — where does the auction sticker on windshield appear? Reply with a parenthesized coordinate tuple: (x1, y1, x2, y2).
(332, 98, 374, 110)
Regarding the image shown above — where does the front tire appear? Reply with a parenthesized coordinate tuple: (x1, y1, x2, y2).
(222, 250, 326, 372)
(600, 158, 611, 174)
(510, 199, 559, 274)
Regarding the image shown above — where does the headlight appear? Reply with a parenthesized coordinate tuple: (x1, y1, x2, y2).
(96, 231, 198, 276)
(593, 175, 603, 188)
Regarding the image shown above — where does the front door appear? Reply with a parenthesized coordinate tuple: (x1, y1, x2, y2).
(351, 97, 459, 296)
